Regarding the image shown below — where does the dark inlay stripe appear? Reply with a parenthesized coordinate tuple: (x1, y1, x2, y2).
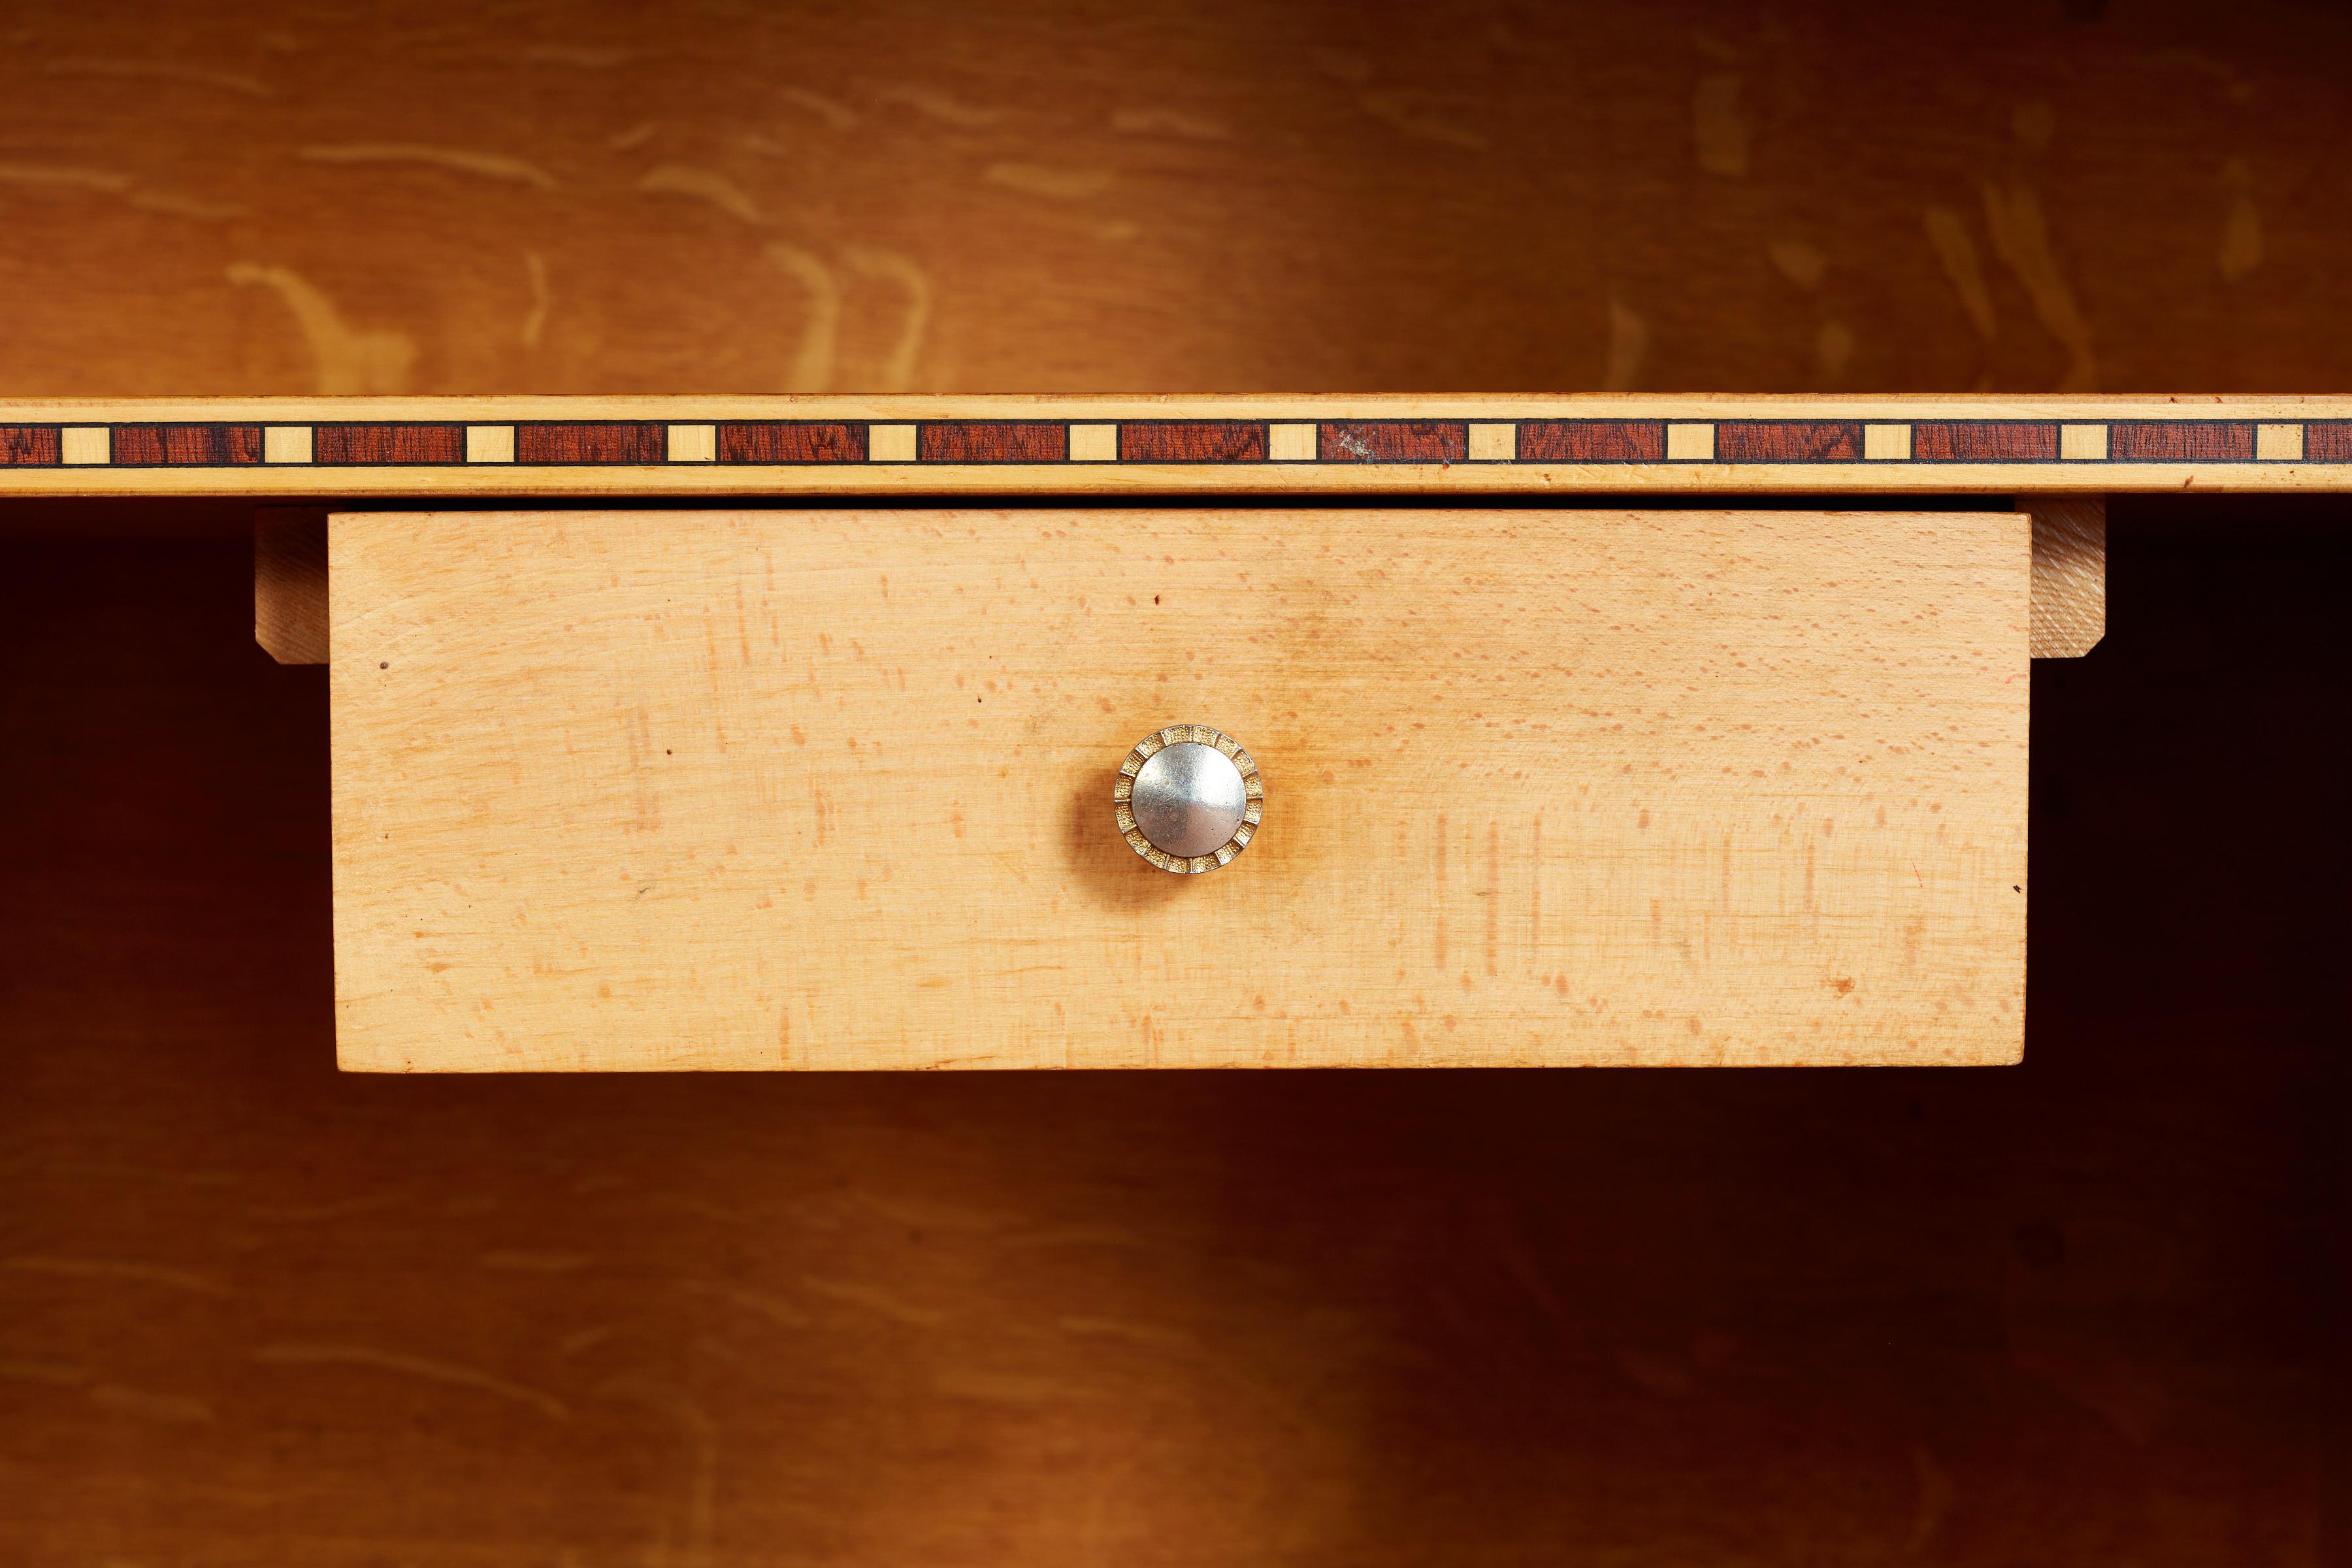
(1913, 421, 2059, 461)
(114, 423, 264, 465)
(1119, 421, 1266, 463)
(517, 423, 666, 464)
(2110, 421, 2255, 461)
(2308, 422, 2352, 461)
(1516, 420, 1665, 462)
(717, 422, 866, 463)
(918, 422, 1067, 463)
(1318, 421, 1467, 463)
(316, 423, 465, 465)
(1716, 421, 1861, 462)
(1, 425, 59, 465)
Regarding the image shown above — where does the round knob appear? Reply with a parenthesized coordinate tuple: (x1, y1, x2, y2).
(1115, 725, 1263, 873)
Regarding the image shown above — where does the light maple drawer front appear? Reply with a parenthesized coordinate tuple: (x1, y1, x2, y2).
(329, 507, 2029, 1071)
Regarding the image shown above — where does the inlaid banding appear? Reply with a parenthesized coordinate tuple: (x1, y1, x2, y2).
(316, 423, 465, 465)
(2109, 421, 2256, 461)
(2307, 422, 2352, 461)
(918, 422, 1067, 463)
(0, 426, 59, 465)
(717, 422, 866, 463)
(1119, 421, 1267, 463)
(1912, 421, 2060, 461)
(114, 424, 265, 466)
(1318, 421, 1467, 463)
(1715, 421, 1861, 462)
(517, 423, 666, 464)
(1516, 420, 1665, 462)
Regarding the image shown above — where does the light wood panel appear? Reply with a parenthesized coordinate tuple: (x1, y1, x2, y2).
(329, 507, 2029, 1070)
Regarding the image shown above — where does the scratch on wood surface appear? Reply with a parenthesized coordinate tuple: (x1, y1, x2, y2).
(801, 1275, 947, 1327)
(90, 1382, 214, 1424)
(127, 189, 248, 220)
(254, 1343, 570, 1418)
(518, 42, 632, 69)
(556, 1324, 621, 1355)
(5, 1254, 231, 1296)
(1111, 106, 1229, 140)
(244, 1193, 404, 1222)
(45, 56, 270, 97)
(934, 1368, 1105, 1403)
(481, 1251, 593, 1272)
(1906, 1445, 1957, 1554)
(764, 244, 838, 390)
(1058, 1315, 1198, 1348)
(681, 1279, 811, 1329)
(779, 86, 857, 129)
(522, 251, 550, 347)
(0, 163, 133, 194)
(1602, 296, 1648, 390)
(1768, 239, 1825, 290)
(607, 121, 658, 151)
(2218, 158, 2262, 280)
(641, 164, 765, 223)
(1980, 181, 2097, 389)
(225, 263, 417, 394)
(868, 82, 1002, 127)
(0, 1358, 90, 1386)
(1359, 91, 1488, 150)
(1693, 73, 1746, 176)
(985, 162, 1113, 201)
(299, 143, 558, 189)
(598, 1376, 717, 1568)
(1924, 206, 1999, 340)
(842, 246, 930, 391)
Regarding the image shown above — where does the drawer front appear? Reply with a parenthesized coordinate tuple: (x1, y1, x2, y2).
(330, 508, 2028, 1070)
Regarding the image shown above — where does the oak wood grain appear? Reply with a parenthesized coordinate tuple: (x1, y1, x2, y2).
(328, 506, 2029, 1071)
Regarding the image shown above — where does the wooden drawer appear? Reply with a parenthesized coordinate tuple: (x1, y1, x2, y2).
(329, 506, 2028, 1070)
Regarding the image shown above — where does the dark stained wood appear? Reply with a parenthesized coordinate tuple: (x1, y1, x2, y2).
(1716, 420, 1861, 462)
(1516, 420, 1665, 462)
(515, 423, 665, 464)
(314, 424, 465, 465)
(113, 424, 264, 466)
(2110, 421, 2256, 461)
(1317, 420, 1466, 462)
(1118, 421, 1267, 462)
(0, 426, 60, 466)
(717, 421, 867, 463)
(917, 421, 1067, 462)
(1914, 421, 2060, 461)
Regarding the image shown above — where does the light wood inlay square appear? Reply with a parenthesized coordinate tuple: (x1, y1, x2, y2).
(1069, 423, 1118, 461)
(2257, 423, 2304, 461)
(1665, 423, 1714, 461)
(264, 426, 314, 465)
(1467, 422, 1516, 461)
(1268, 423, 1316, 461)
(868, 423, 917, 462)
(61, 427, 110, 465)
(466, 425, 515, 465)
(667, 424, 716, 463)
(2059, 423, 2108, 461)
(1863, 423, 1912, 461)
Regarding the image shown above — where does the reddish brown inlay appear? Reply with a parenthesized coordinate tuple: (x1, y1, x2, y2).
(517, 423, 666, 463)
(114, 424, 265, 465)
(2307, 423, 2352, 461)
(1912, 421, 2059, 461)
(316, 424, 465, 465)
(918, 422, 1068, 462)
(0, 426, 59, 465)
(2109, 421, 2255, 461)
(1118, 422, 1267, 462)
(717, 423, 866, 463)
(1516, 421, 1666, 462)
(1715, 421, 1861, 462)
(1317, 421, 1467, 462)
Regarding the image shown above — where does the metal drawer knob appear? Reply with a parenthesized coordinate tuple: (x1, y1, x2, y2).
(1115, 725, 1263, 873)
